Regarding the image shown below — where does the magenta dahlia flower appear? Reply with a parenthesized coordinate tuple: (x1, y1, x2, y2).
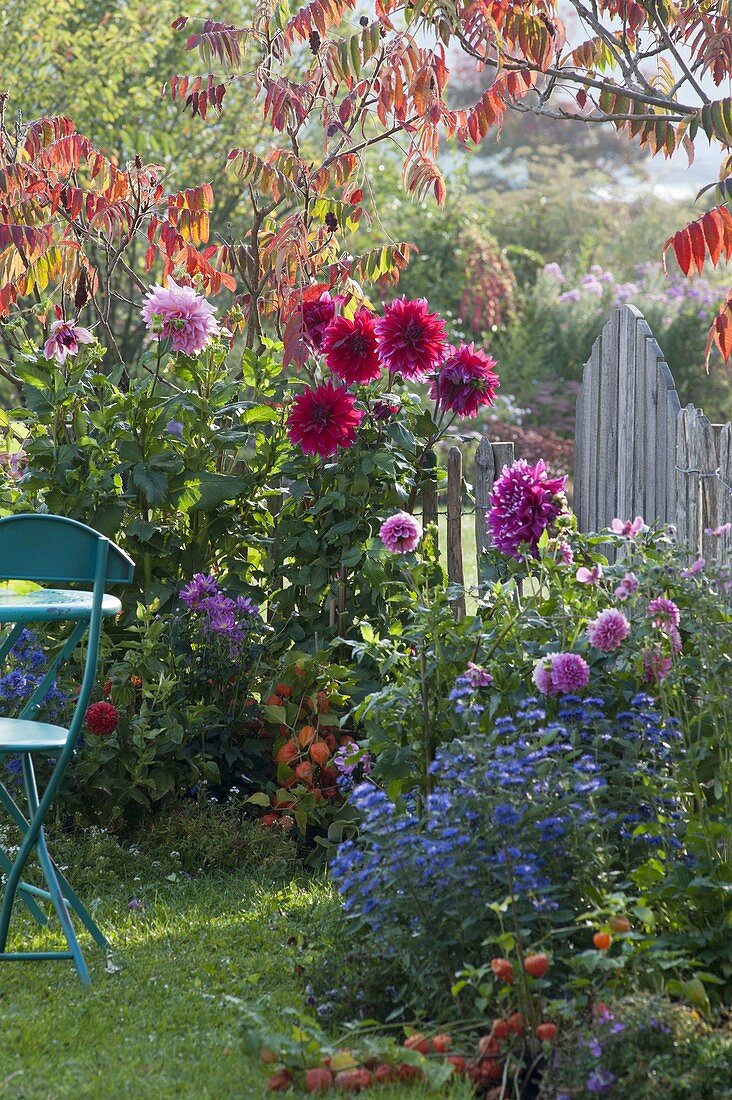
(322, 307, 381, 385)
(642, 647, 673, 684)
(587, 608, 629, 652)
(533, 652, 589, 695)
(487, 459, 569, 559)
(301, 292, 341, 351)
(287, 382, 363, 458)
(374, 296, 447, 380)
(647, 597, 681, 629)
(142, 278, 220, 355)
(379, 511, 422, 554)
(429, 343, 499, 418)
(43, 318, 94, 364)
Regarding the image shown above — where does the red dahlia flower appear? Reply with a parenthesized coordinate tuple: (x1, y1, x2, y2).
(287, 382, 364, 458)
(322, 307, 381, 385)
(430, 343, 499, 418)
(301, 292, 340, 351)
(374, 296, 447, 379)
(86, 701, 119, 736)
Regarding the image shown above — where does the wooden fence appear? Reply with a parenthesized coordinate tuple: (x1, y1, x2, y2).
(429, 303, 732, 614)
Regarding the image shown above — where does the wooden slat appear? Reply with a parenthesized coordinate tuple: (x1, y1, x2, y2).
(597, 308, 621, 531)
(617, 305, 638, 520)
(474, 435, 495, 568)
(447, 447, 466, 620)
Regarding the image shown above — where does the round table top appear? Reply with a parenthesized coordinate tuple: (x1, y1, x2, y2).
(0, 588, 122, 623)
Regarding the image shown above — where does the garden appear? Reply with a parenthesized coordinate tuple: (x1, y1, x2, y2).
(1, 1, 732, 1098)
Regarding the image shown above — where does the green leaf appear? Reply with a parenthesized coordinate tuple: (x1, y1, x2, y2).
(174, 472, 249, 513)
(132, 463, 168, 506)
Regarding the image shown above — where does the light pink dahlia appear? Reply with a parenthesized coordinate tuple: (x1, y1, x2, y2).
(374, 296, 447, 380)
(379, 511, 422, 554)
(322, 307, 381, 385)
(647, 597, 681, 630)
(43, 318, 94, 364)
(533, 655, 558, 695)
(142, 278, 220, 355)
(429, 343, 499, 419)
(287, 382, 363, 458)
(587, 608, 629, 652)
(487, 459, 569, 559)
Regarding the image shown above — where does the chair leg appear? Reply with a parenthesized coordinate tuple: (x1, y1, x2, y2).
(0, 842, 48, 925)
(0, 775, 107, 946)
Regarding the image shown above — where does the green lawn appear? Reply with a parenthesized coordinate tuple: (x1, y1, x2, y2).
(0, 829, 471, 1099)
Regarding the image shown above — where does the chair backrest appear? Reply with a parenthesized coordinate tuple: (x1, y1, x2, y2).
(0, 514, 134, 585)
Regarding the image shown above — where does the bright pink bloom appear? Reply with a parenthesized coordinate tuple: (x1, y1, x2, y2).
(430, 343, 499, 419)
(375, 296, 447, 380)
(576, 564, 603, 585)
(611, 516, 645, 538)
(43, 318, 94, 364)
(379, 511, 422, 554)
(681, 557, 705, 577)
(487, 459, 569, 559)
(465, 662, 493, 688)
(287, 382, 363, 458)
(704, 522, 731, 537)
(533, 652, 590, 695)
(555, 540, 574, 565)
(647, 597, 681, 629)
(301, 292, 340, 351)
(587, 608, 629, 652)
(142, 278, 220, 355)
(642, 648, 673, 684)
(551, 652, 590, 694)
(322, 307, 381, 385)
(614, 572, 638, 600)
(668, 625, 683, 654)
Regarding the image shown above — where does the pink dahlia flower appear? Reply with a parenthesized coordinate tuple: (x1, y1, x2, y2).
(533, 652, 590, 695)
(705, 522, 731, 537)
(374, 296, 447, 380)
(301, 292, 340, 351)
(647, 596, 681, 630)
(551, 652, 590, 694)
(429, 343, 499, 419)
(642, 647, 673, 684)
(287, 382, 363, 458)
(681, 557, 705, 577)
(379, 511, 422, 554)
(487, 459, 568, 559)
(43, 318, 94, 364)
(587, 608, 629, 652)
(322, 307, 381, 385)
(465, 662, 493, 688)
(142, 278, 220, 355)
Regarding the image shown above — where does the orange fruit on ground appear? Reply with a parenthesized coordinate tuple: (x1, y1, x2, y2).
(432, 1034, 452, 1053)
(593, 931, 613, 950)
(506, 1013, 524, 1036)
(265, 694, 283, 707)
(492, 1019, 510, 1040)
(275, 684, 293, 698)
(446, 1055, 467, 1076)
(267, 1071, 293, 1091)
(260, 813, 278, 827)
(537, 1023, 557, 1042)
(304, 1067, 333, 1093)
(403, 1033, 430, 1055)
(477, 1034, 499, 1057)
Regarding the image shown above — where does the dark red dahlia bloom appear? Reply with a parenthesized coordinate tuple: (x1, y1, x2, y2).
(374, 296, 447, 379)
(322, 307, 381, 385)
(488, 459, 568, 559)
(86, 701, 119, 736)
(430, 343, 499, 418)
(302, 292, 340, 351)
(287, 382, 364, 458)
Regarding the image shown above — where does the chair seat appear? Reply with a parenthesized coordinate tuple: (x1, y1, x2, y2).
(0, 589, 121, 624)
(0, 718, 68, 752)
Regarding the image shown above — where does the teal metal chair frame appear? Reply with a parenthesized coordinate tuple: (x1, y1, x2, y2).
(0, 514, 134, 983)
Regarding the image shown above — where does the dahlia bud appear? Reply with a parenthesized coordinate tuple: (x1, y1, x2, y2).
(372, 399, 399, 420)
(359, 15, 369, 25)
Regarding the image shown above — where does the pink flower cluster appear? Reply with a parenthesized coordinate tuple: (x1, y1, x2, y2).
(287, 295, 499, 458)
(533, 652, 590, 695)
(587, 608, 629, 652)
(487, 459, 569, 559)
(464, 662, 493, 688)
(379, 511, 422, 554)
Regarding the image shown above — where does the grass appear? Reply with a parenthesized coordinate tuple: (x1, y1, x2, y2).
(0, 827, 472, 1100)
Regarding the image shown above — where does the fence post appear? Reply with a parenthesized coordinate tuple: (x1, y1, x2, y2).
(422, 446, 439, 548)
(447, 447, 466, 620)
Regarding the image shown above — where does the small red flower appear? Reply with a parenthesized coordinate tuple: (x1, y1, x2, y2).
(430, 343, 499, 418)
(85, 701, 119, 736)
(322, 307, 381, 384)
(287, 382, 364, 458)
(375, 296, 447, 379)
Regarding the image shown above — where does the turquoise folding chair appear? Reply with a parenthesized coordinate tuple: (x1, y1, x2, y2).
(0, 514, 133, 984)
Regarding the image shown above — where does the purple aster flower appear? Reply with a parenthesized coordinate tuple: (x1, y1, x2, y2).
(166, 419, 184, 438)
(586, 1068, 616, 1094)
(180, 573, 219, 609)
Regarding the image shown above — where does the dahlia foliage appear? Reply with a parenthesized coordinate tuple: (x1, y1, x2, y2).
(286, 295, 499, 460)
